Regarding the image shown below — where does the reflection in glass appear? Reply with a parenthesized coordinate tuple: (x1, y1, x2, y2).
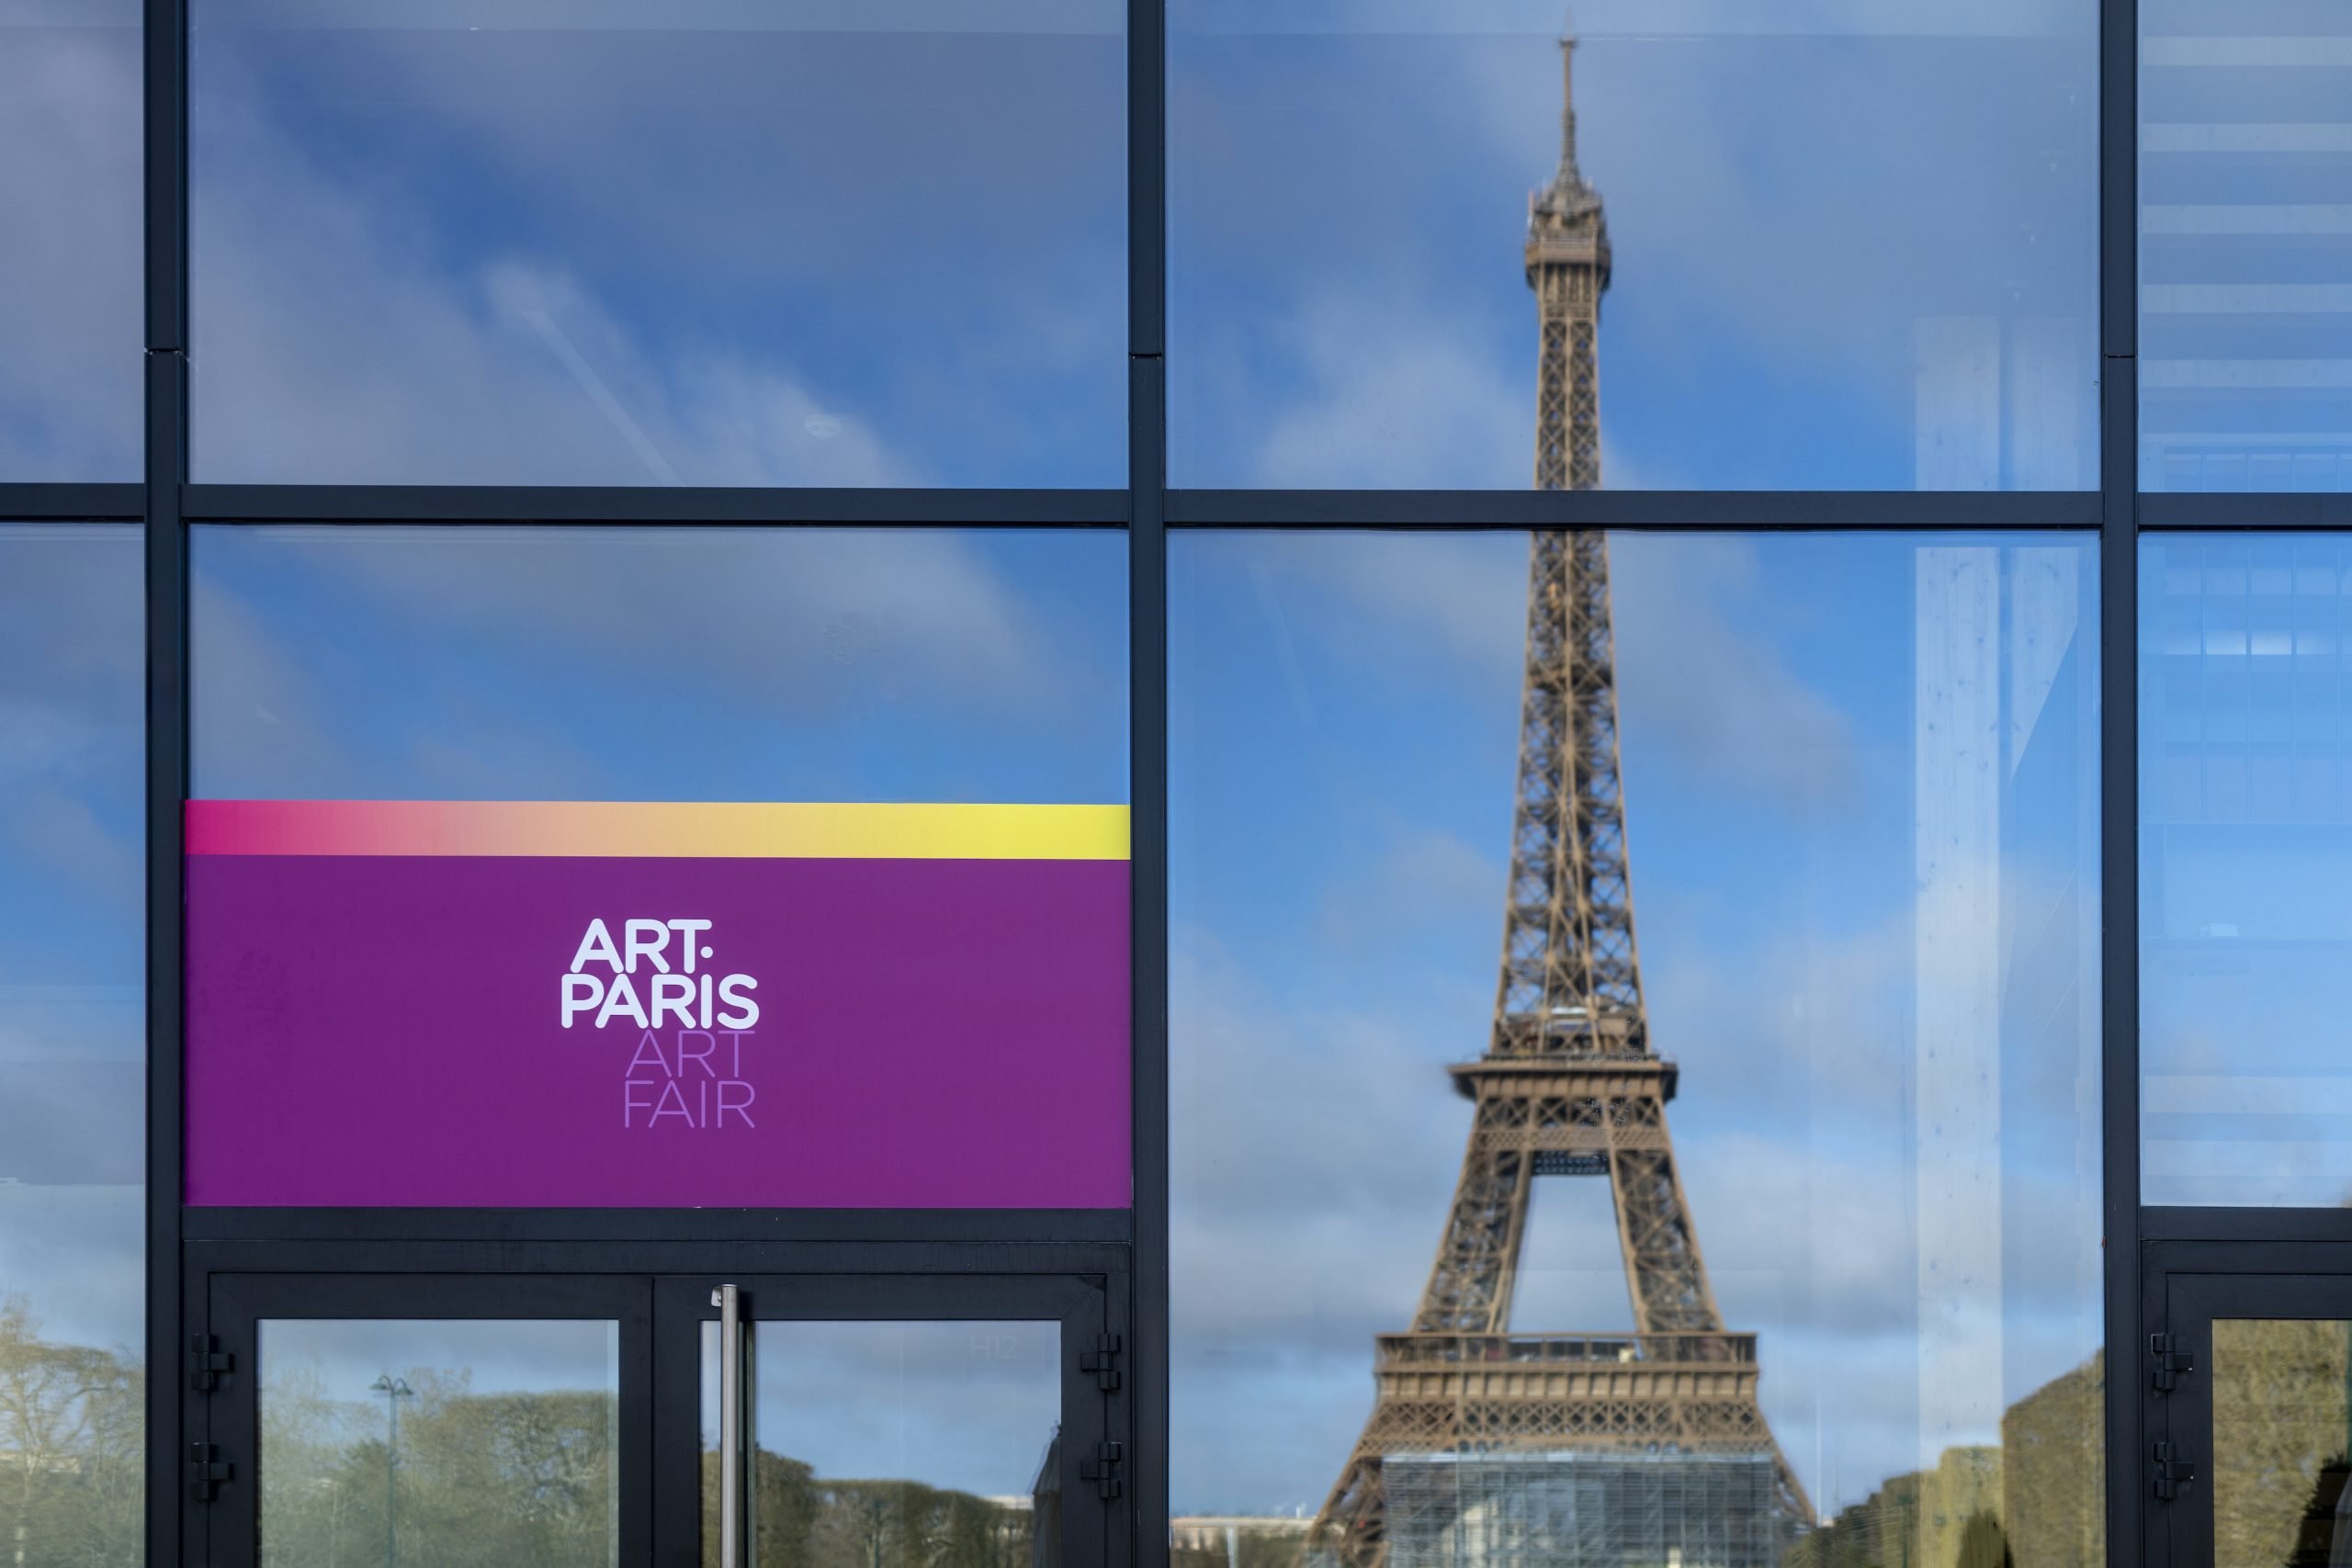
(2142, 2, 2352, 490)
(2212, 1319, 2352, 1568)
(257, 1319, 621, 1568)
(0, 6, 141, 479)
(189, 526, 1129, 807)
(1170, 5, 2096, 490)
(188, 1, 1125, 486)
(699, 1320, 1061, 1568)
(1170, 531, 2102, 1565)
(0, 526, 144, 1565)
(2142, 536, 2352, 1204)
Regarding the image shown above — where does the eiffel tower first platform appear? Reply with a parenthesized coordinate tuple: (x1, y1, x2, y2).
(1304, 32, 1813, 1568)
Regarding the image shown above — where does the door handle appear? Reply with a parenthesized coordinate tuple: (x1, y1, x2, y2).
(715, 1284, 747, 1568)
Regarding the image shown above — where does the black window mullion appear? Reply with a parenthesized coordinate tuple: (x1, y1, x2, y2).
(144, 0, 190, 1563)
(1127, 0, 1169, 1561)
(1165, 487, 2103, 532)
(2102, 0, 2142, 1554)
(175, 484, 1127, 528)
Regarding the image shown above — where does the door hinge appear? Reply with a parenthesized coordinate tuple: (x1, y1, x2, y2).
(1080, 1334, 1122, 1393)
(189, 1334, 233, 1392)
(1079, 1441, 1125, 1501)
(189, 1443, 232, 1502)
(2153, 1440, 2196, 1501)
(2151, 1333, 2196, 1393)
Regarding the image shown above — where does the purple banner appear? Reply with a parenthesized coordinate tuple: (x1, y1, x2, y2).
(187, 852, 1131, 1208)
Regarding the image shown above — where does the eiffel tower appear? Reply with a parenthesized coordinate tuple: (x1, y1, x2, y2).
(1305, 32, 1813, 1568)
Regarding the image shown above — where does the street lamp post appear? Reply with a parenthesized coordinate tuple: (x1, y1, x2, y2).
(368, 1374, 415, 1568)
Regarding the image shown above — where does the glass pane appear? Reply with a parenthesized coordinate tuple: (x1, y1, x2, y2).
(0, 525, 144, 1565)
(700, 1320, 1063, 1568)
(2141, 535, 2352, 1205)
(0, 2, 141, 479)
(190, 525, 1127, 803)
(2142, 2, 2352, 491)
(189, 1, 1125, 486)
(184, 527, 1129, 1210)
(258, 1318, 621, 1568)
(1170, 6, 2097, 491)
(1170, 531, 2102, 1564)
(2211, 1318, 2352, 1568)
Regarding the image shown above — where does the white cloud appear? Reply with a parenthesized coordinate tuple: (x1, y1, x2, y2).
(1227, 529, 1863, 816)
(188, 84, 917, 487)
(1247, 289, 1532, 489)
(190, 524, 1119, 801)
(1316, 823, 1501, 948)
(172, 22, 1125, 485)
(0, 533, 143, 919)
(1611, 533, 1863, 812)
(0, 27, 141, 480)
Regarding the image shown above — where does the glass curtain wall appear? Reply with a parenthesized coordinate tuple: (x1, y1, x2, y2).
(1170, 531, 2103, 1567)
(28, 0, 2352, 1554)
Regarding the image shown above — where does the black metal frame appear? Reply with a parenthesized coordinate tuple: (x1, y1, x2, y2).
(178, 1241, 1133, 1561)
(193, 1269, 657, 1568)
(179, 1253, 1126, 1568)
(0, 0, 2324, 1560)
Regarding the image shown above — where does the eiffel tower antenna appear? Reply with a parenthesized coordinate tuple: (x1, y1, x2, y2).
(1305, 25, 1813, 1567)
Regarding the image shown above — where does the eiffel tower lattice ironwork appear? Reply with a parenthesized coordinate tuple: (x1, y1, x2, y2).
(1304, 32, 1813, 1568)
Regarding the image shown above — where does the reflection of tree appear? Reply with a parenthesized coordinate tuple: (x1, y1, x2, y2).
(260, 1365, 616, 1568)
(1955, 1511, 2013, 1568)
(1780, 1352, 2106, 1568)
(0, 1295, 143, 1568)
(697, 1450, 1035, 1568)
(2284, 1454, 2352, 1567)
(1170, 1526, 1311, 1568)
(2212, 1320, 2352, 1568)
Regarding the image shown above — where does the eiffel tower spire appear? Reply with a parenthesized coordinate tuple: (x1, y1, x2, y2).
(1528, 26, 1609, 494)
(1548, 28, 1593, 208)
(1305, 30, 1811, 1568)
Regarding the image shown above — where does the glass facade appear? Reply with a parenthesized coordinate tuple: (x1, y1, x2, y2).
(188, 1, 1128, 486)
(6, 1, 2351, 1565)
(1170, 3, 2098, 490)
(1171, 531, 2101, 1559)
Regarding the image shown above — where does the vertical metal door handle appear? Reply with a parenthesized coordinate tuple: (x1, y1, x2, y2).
(715, 1284, 743, 1568)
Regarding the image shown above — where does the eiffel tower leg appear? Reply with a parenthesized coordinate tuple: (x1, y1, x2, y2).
(1412, 1096, 1534, 1335)
(1606, 1142, 1724, 1335)
(1306, 1454, 1388, 1568)
(1306, 1097, 1532, 1566)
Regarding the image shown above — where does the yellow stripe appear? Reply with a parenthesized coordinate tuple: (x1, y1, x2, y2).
(630, 803, 1131, 861)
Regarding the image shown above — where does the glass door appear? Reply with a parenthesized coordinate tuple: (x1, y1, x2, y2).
(2156, 1271, 2352, 1568)
(193, 1273, 653, 1568)
(653, 1275, 1115, 1568)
